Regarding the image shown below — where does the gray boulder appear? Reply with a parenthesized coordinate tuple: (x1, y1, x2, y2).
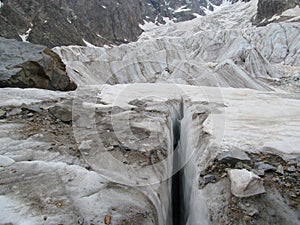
(228, 169, 266, 198)
(217, 148, 251, 165)
(0, 37, 76, 91)
(48, 104, 72, 122)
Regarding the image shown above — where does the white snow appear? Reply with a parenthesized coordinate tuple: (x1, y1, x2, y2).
(192, 13, 202, 18)
(162, 17, 174, 25)
(0, 155, 15, 166)
(174, 5, 191, 13)
(97, 83, 300, 156)
(67, 17, 72, 24)
(0, 1, 4, 8)
(82, 38, 97, 48)
(139, 20, 158, 31)
(282, 5, 300, 17)
(102, 5, 106, 9)
(268, 15, 281, 22)
(19, 27, 32, 43)
(0, 196, 38, 225)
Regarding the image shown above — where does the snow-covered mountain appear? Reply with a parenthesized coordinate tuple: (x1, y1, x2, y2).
(54, 0, 299, 92)
(1, 0, 297, 47)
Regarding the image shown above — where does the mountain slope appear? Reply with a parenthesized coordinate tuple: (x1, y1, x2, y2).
(0, 0, 250, 47)
(53, 0, 300, 91)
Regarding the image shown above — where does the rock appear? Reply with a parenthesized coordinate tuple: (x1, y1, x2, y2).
(217, 148, 251, 165)
(79, 140, 93, 151)
(253, 169, 265, 177)
(0, 155, 15, 167)
(254, 162, 276, 172)
(48, 104, 72, 122)
(276, 165, 284, 175)
(228, 169, 266, 198)
(0, 37, 76, 91)
(203, 174, 216, 184)
(235, 161, 252, 170)
(7, 108, 22, 117)
(0, 0, 243, 48)
(0, 109, 6, 119)
(247, 207, 259, 217)
(287, 165, 296, 173)
(255, 0, 298, 25)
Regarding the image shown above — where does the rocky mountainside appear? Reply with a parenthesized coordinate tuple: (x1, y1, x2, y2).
(254, 0, 299, 25)
(54, 0, 299, 92)
(0, 0, 254, 48)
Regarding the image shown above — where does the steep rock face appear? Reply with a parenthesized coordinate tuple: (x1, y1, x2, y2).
(255, 0, 299, 24)
(0, 0, 246, 48)
(0, 37, 76, 91)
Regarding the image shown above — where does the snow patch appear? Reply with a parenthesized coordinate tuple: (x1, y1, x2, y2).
(174, 5, 191, 13)
(282, 5, 300, 17)
(82, 39, 97, 48)
(268, 15, 281, 22)
(139, 20, 158, 31)
(102, 5, 106, 9)
(67, 17, 72, 24)
(192, 13, 202, 18)
(19, 27, 32, 43)
(0, 1, 4, 8)
(162, 17, 174, 25)
(0, 196, 38, 224)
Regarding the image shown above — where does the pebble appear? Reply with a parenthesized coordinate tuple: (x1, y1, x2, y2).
(287, 165, 296, 173)
(107, 146, 114, 151)
(247, 207, 259, 217)
(203, 174, 216, 184)
(254, 162, 276, 172)
(276, 165, 284, 175)
(0, 109, 6, 118)
(217, 148, 251, 165)
(235, 161, 252, 170)
(244, 216, 252, 222)
(253, 169, 265, 177)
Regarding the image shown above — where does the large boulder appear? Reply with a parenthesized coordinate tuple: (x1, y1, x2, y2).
(0, 37, 76, 91)
(228, 169, 266, 197)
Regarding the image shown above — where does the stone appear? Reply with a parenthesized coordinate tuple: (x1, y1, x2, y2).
(7, 108, 22, 117)
(0, 37, 76, 91)
(287, 165, 296, 173)
(254, 162, 276, 172)
(0, 109, 6, 119)
(217, 148, 251, 165)
(247, 207, 259, 217)
(203, 174, 216, 184)
(228, 169, 266, 198)
(79, 140, 93, 151)
(0, 155, 15, 167)
(48, 104, 72, 122)
(276, 165, 284, 175)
